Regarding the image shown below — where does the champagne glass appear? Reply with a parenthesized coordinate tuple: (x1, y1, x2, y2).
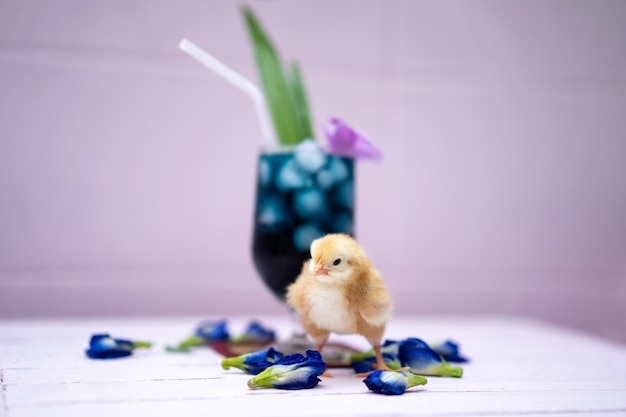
(251, 143, 355, 358)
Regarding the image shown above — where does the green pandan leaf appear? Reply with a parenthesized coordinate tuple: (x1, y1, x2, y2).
(287, 61, 314, 140)
(259, 47, 300, 144)
(241, 5, 313, 145)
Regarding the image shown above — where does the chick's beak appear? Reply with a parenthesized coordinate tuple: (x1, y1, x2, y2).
(313, 261, 329, 276)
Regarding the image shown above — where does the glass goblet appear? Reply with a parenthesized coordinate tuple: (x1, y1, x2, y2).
(251, 143, 355, 357)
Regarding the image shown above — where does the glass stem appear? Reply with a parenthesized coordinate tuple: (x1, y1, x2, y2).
(273, 307, 315, 355)
(288, 307, 307, 338)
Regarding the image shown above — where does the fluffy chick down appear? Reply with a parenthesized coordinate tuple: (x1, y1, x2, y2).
(286, 233, 392, 350)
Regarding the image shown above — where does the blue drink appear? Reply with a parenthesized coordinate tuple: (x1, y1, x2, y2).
(252, 143, 355, 301)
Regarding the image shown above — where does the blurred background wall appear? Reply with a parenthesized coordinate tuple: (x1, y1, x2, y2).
(1, 0, 625, 343)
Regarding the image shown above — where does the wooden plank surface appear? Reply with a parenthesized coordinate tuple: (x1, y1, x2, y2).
(1, 315, 625, 417)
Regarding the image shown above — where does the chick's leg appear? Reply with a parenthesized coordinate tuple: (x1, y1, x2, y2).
(315, 339, 327, 354)
(311, 336, 334, 377)
(354, 341, 394, 378)
(363, 328, 398, 373)
(302, 320, 332, 377)
(302, 319, 329, 354)
(373, 344, 393, 371)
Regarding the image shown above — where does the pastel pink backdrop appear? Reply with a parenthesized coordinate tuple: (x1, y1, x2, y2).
(1, 1, 625, 343)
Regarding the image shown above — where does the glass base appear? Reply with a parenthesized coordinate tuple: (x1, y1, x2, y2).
(211, 332, 361, 368)
(275, 332, 361, 367)
(274, 332, 315, 355)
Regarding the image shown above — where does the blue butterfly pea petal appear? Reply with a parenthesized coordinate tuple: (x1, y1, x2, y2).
(350, 352, 398, 373)
(244, 347, 285, 374)
(364, 370, 427, 395)
(85, 334, 135, 359)
(235, 321, 276, 344)
(399, 338, 463, 377)
(399, 338, 441, 367)
(222, 347, 285, 374)
(195, 320, 229, 341)
(430, 340, 469, 363)
(247, 350, 327, 390)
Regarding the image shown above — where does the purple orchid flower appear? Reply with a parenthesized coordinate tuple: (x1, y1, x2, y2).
(324, 118, 382, 160)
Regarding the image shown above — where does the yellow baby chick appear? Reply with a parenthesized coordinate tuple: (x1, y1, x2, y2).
(286, 233, 393, 372)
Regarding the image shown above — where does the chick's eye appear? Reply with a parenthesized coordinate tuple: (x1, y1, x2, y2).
(333, 258, 341, 266)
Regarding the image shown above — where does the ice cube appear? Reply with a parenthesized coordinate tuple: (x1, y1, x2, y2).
(331, 180, 354, 210)
(275, 158, 312, 191)
(256, 195, 291, 231)
(293, 139, 327, 173)
(316, 157, 349, 190)
(293, 223, 325, 252)
(316, 169, 334, 190)
(293, 188, 329, 220)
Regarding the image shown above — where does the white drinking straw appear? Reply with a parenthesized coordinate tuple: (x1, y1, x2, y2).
(178, 38, 276, 147)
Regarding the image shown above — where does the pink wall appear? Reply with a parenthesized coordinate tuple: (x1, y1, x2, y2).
(1, 0, 625, 343)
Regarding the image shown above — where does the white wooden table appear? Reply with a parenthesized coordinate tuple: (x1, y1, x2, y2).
(1, 315, 625, 417)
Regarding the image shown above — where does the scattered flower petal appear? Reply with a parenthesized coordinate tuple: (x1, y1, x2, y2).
(349, 339, 402, 373)
(221, 347, 285, 375)
(430, 339, 469, 363)
(399, 338, 463, 378)
(165, 335, 205, 353)
(231, 321, 276, 344)
(363, 370, 427, 395)
(247, 350, 326, 390)
(324, 118, 382, 160)
(195, 320, 230, 341)
(348, 339, 401, 363)
(166, 320, 230, 352)
(350, 338, 464, 377)
(350, 352, 402, 374)
(85, 334, 151, 359)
